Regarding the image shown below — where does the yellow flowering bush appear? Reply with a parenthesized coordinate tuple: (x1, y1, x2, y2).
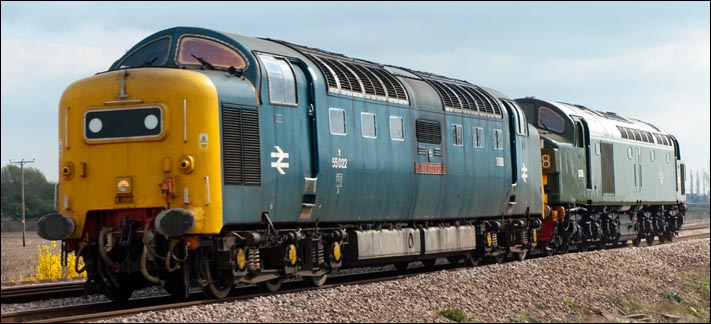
(33, 241, 86, 281)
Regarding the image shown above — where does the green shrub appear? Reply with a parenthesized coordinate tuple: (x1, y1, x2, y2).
(660, 291, 683, 303)
(440, 308, 468, 323)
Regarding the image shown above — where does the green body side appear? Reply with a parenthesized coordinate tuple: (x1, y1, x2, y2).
(516, 98, 685, 207)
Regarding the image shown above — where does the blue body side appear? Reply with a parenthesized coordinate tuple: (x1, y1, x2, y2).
(113, 27, 543, 226)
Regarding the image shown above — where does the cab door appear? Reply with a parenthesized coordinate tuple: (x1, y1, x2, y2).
(501, 99, 541, 216)
(257, 54, 316, 223)
(572, 116, 592, 195)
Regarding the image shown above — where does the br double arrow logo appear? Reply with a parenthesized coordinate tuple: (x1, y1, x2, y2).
(271, 146, 290, 175)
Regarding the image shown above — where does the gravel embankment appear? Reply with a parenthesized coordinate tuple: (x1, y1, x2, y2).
(95, 238, 709, 323)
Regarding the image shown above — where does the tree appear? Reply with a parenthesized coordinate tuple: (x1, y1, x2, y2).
(1, 165, 56, 220)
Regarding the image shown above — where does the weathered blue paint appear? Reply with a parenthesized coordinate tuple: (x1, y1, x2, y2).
(111, 27, 544, 228)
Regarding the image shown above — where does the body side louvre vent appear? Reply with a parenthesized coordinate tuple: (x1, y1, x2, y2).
(223, 105, 261, 186)
(415, 119, 442, 144)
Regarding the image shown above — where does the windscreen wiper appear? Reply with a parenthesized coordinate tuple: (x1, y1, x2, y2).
(191, 53, 215, 70)
(142, 57, 158, 67)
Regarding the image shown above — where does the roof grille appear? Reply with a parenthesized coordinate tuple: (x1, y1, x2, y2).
(477, 87, 502, 115)
(302, 53, 338, 88)
(417, 75, 501, 117)
(343, 61, 380, 96)
(276, 41, 409, 105)
(617, 126, 671, 146)
(327, 58, 362, 93)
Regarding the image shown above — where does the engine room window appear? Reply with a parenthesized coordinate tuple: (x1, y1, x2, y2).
(361, 112, 377, 139)
(329, 108, 346, 136)
(451, 124, 463, 146)
(493, 129, 504, 150)
(390, 116, 404, 141)
(177, 36, 247, 70)
(537, 106, 565, 134)
(259, 55, 297, 106)
(117, 37, 170, 68)
(473, 127, 484, 148)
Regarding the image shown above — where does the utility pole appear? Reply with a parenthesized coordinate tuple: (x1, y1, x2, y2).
(10, 158, 35, 247)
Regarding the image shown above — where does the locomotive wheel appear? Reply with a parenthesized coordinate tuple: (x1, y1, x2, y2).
(513, 251, 527, 262)
(539, 243, 553, 257)
(104, 284, 134, 302)
(394, 262, 409, 271)
(557, 244, 570, 254)
(658, 234, 667, 244)
(164, 265, 189, 298)
(201, 261, 233, 299)
(101, 272, 137, 302)
(646, 235, 655, 246)
(446, 256, 461, 265)
(306, 274, 328, 287)
(421, 258, 437, 267)
(464, 253, 481, 267)
(492, 253, 506, 264)
(664, 231, 674, 243)
(632, 237, 641, 247)
(259, 278, 283, 293)
(595, 240, 606, 250)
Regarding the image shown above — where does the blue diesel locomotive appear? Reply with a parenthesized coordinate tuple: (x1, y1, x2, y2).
(37, 26, 683, 301)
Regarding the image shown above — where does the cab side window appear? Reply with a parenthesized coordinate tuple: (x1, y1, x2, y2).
(259, 55, 297, 106)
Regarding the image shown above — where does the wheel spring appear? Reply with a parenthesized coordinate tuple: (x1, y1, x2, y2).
(491, 233, 498, 247)
(247, 248, 261, 272)
(519, 230, 529, 245)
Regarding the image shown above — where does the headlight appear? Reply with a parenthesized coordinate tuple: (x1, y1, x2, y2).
(144, 114, 159, 130)
(116, 178, 132, 194)
(88, 118, 103, 133)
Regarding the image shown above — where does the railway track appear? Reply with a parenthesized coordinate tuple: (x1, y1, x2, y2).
(0, 282, 85, 304)
(1, 222, 707, 323)
(0, 264, 457, 323)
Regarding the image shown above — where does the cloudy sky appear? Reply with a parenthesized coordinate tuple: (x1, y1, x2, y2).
(1, 1, 709, 187)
